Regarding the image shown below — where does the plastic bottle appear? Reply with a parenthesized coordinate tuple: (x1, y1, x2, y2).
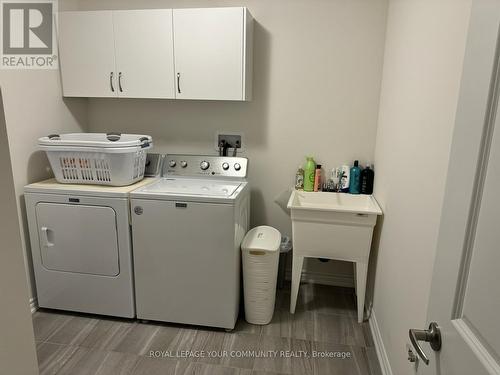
(295, 166, 304, 190)
(360, 164, 374, 194)
(303, 157, 316, 192)
(326, 169, 337, 192)
(349, 160, 361, 194)
(313, 164, 322, 192)
(332, 168, 341, 192)
(340, 165, 350, 193)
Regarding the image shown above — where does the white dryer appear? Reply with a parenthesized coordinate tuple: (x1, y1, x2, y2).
(24, 178, 151, 318)
(130, 154, 250, 329)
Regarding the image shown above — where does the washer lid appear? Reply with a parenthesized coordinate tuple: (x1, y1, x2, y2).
(137, 178, 242, 197)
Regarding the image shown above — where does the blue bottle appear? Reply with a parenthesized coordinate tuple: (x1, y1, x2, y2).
(349, 160, 361, 194)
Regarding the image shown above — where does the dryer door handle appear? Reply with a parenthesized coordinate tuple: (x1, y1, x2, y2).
(41, 227, 54, 248)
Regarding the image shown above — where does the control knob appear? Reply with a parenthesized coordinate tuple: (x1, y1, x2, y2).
(200, 160, 210, 170)
(222, 162, 229, 170)
(180, 160, 188, 168)
(234, 163, 241, 171)
(168, 160, 176, 167)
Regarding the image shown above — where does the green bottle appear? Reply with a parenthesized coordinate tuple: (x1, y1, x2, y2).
(303, 157, 316, 192)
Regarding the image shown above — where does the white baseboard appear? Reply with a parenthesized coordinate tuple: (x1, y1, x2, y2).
(285, 270, 355, 288)
(29, 297, 38, 314)
(369, 308, 393, 375)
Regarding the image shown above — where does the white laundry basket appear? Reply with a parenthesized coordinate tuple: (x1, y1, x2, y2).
(241, 226, 281, 325)
(39, 133, 153, 186)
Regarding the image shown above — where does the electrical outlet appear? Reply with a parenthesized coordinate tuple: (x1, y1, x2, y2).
(215, 132, 244, 152)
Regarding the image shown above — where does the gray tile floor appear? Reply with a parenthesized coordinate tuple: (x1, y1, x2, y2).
(33, 283, 382, 375)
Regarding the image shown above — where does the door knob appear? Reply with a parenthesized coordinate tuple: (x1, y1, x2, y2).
(408, 322, 442, 365)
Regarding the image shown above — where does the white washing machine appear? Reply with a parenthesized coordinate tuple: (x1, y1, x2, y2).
(130, 154, 250, 329)
(24, 178, 152, 318)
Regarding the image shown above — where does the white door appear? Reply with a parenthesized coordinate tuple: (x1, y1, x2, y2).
(58, 11, 117, 97)
(412, 2, 500, 374)
(173, 7, 245, 100)
(35, 203, 119, 277)
(113, 10, 175, 99)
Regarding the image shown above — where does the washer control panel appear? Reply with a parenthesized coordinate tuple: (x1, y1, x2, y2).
(163, 154, 248, 178)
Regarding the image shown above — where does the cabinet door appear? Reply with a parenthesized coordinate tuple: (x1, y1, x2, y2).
(113, 10, 175, 99)
(58, 11, 117, 97)
(173, 7, 245, 100)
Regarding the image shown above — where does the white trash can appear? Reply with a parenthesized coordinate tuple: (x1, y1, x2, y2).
(241, 226, 281, 325)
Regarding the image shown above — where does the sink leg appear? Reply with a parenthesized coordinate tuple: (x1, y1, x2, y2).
(290, 254, 304, 314)
(355, 262, 368, 323)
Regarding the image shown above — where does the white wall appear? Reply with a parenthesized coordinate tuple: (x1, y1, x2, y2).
(79, 0, 388, 282)
(369, 1, 472, 374)
(0, 0, 88, 301)
(0, 89, 38, 375)
(0, 73, 87, 301)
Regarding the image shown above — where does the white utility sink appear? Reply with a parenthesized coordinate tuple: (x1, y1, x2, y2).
(287, 190, 382, 323)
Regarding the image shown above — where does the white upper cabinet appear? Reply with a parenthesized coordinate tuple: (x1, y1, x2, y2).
(59, 10, 175, 99)
(58, 11, 116, 97)
(113, 10, 175, 99)
(58, 7, 253, 101)
(173, 7, 253, 101)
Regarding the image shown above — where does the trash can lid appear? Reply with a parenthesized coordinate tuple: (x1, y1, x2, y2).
(242, 226, 281, 252)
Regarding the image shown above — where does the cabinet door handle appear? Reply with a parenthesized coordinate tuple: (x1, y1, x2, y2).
(177, 72, 181, 94)
(118, 72, 123, 92)
(110, 72, 115, 92)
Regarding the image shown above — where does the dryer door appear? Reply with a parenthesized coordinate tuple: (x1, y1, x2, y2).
(35, 203, 120, 276)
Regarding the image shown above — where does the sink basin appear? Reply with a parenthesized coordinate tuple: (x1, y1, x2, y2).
(287, 190, 382, 215)
(287, 190, 383, 323)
